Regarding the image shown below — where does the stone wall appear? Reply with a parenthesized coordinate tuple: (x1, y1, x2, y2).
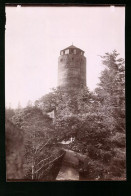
(58, 52, 86, 90)
(56, 149, 87, 181)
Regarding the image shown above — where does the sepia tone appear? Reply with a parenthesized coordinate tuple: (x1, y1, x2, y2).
(5, 6, 125, 181)
(58, 45, 86, 91)
(5, 119, 24, 179)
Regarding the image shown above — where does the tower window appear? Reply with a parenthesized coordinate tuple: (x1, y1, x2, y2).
(65, 49, 69, 54)
(74, 49, 76, 54)
(61, 51, 64, 55)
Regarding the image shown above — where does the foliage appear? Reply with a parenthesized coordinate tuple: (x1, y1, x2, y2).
(41, 50, 125, 180)
(9, 50, 125, 181)
(91, 50, 125, 180)
(95, 50, 125, 130)
(5, 108, 15, 119)
(11, 106, 60, 180)
(5, 119, 24, 179)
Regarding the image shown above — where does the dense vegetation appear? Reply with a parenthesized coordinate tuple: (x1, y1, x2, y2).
(5, 119, 24, 180)
(5, 51, 125, 180)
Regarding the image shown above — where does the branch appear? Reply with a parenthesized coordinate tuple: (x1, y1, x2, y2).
(35, 138, 51, 154)
(35, 155, 52, 167)
(39, 163, 53, 176)
(34, 152, 65, 174)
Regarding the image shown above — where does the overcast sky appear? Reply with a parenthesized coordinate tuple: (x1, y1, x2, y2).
(5, 6, 125, 108)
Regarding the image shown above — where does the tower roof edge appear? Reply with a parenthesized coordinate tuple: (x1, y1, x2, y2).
(61, 45, 84, 52)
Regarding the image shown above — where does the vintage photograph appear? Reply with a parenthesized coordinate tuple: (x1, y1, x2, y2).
(5, 5, 125, 181)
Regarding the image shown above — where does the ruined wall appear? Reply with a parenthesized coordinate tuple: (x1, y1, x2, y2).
(58, 48, 86, 91)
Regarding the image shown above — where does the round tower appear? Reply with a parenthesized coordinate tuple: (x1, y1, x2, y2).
(58, 45, 86, 91)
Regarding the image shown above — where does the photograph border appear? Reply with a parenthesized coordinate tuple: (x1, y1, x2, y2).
(0, 0, 130, 195)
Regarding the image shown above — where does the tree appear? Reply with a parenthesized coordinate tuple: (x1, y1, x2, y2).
(27, 100, 33, 108)
(95, 51, 125, 133)
(5, 107, 15, 119)
(5, 119, 24, 180)
(9, 51, 125, 181)
(53, 51, 126, 180)
(11, 106, 64, 180)
(93, 50, 126, 180)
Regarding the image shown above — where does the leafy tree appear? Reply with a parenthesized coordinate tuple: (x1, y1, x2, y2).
(5, 119, 24, 179)
(95, 50, 125, 133)
(53, 50, 125, 180)
(27, 100, 33, 108)
(93, 50, 126, 180)
(11, 106, 60, 180)
(5, 107, 15, 119)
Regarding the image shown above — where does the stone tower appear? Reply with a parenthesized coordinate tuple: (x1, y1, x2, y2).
(58, 45, 86, 91)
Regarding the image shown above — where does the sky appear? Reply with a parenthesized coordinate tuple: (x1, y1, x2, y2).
(5, 6, 125, 108)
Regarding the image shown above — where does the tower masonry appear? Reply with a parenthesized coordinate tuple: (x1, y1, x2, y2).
(58, 45, 86, 91)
